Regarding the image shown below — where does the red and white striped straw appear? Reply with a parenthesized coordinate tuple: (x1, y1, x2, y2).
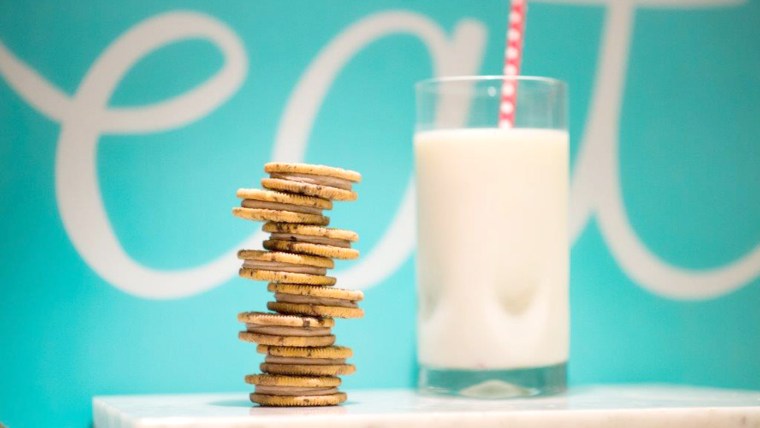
(499, 0, 527, 128)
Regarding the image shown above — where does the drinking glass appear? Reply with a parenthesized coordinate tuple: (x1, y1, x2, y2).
(414, 76, 569, 398)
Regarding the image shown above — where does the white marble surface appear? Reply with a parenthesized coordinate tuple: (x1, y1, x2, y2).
(93, 385, 760, 428)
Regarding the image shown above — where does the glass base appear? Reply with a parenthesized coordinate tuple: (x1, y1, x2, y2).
(418, 362, 567, 399)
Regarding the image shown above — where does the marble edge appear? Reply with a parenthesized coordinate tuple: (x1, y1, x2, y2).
(96, 407, 760, 428)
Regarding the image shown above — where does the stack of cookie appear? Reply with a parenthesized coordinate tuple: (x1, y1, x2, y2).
(232, 162, 363, 407)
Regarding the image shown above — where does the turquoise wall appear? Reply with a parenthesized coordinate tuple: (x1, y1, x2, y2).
(1, 0, 759, 427)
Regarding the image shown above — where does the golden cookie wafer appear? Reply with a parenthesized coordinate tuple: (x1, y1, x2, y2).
(268, 301, 364, 319)
(245, 374, 341, 387)
(239, 268, 336, 286)
(263, 239, 359, 260)
(238, 331, 335, 347)
(250, 392, 347, 407)
(264, 163, 361, 183)
(232, 207, 329, 225)
(268, 283, 363, 301)
(256, 345, 352, 359)
(270, 287, 360, 310)
(263, 222, 358, 242)
(237, 312, 334, 328)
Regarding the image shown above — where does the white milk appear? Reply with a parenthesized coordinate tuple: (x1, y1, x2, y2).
(414, 128, 569, 369)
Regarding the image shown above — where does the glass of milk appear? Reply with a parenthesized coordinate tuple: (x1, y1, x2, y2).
(414, 76, 568, 398)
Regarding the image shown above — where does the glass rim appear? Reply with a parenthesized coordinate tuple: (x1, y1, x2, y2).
(415, 75, 566, 89)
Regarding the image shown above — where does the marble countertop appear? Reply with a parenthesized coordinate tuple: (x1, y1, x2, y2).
(93, 384, 760, 428)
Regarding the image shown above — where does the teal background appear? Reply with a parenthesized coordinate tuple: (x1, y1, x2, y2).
(1, 0, 759, 427)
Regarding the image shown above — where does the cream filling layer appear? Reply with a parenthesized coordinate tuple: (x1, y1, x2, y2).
(270, 172, 353, 190)
(242, 260, 326, 275)
(265, 356, 346, 365)
(254, 386, 338, 396)
(241, 199, 323, 215)
(269, 233, 351, 248)
(246, 325, 332, 337)
(275, 293, 358, 308)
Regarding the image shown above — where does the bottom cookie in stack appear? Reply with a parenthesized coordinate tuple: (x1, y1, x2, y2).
(246, 374, 346, 407)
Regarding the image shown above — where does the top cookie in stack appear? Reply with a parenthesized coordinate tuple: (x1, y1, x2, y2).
(262, 163, 361, 201)
(232, 162, 363, 407)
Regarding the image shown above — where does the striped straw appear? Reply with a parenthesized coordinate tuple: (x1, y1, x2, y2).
(499, 0, 527, 128)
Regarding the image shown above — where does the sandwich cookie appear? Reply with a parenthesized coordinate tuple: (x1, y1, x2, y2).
(262, 163, 361, 201)
(267, 283, 364, 319)
(238, 312, 335, 347)
(232, 189, 330, 225)
(245, 374, 345, 407)
(262, 222, 359, 260)
(258, 343, 356, 376)
(238, 250, 336, 286)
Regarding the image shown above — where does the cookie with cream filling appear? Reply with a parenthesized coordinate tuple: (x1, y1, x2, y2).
(237, 312, 335, 347)
(261, 162, 361, 201)
(246, 374, 345, 407)
(238, 250, 334, 275)
(232, 189, 330, 225)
